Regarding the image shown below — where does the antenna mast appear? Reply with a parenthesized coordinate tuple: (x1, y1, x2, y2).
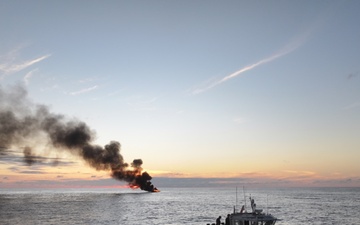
(266, 194, 269, 215)
(243, 186, 246, 211)
(235, 186, 238, 212)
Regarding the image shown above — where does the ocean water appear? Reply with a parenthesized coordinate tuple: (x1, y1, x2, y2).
(0, 187, 359, 225)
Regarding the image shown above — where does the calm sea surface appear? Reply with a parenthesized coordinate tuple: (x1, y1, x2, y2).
(0, 187, 359, 225)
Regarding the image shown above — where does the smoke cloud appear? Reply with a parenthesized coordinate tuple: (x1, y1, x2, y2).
(0, 85, 159, 192)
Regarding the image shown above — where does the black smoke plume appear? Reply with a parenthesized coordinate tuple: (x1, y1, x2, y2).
(0, 85, 159, 192)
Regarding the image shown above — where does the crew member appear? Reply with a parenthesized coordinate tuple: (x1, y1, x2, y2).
(216, 216, 221, 225)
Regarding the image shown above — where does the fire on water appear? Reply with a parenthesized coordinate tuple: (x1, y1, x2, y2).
(129, 183, 160, 193)
(152, 188, 160, 193)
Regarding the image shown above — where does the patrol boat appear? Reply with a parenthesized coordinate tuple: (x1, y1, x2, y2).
(208, 196, 279, 225)
(229, 196, 278, 225)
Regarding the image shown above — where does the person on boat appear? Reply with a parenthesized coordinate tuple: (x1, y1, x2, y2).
(216, 216, 221, 225)
(225, 214, 230, 225)
(240, 205, 245, 213)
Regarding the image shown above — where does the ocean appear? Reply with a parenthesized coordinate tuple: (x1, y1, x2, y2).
(0, 187, 359, 225)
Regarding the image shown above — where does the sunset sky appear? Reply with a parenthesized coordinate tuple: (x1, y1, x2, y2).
(1, 1, 360, 188)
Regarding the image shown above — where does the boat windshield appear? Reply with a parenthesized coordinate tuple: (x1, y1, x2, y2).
(232, 220, 276, 225)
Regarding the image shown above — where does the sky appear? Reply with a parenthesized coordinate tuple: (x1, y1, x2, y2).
(0, 0, 360, 188)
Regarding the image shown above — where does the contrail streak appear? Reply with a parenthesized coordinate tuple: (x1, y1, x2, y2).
(191, 33, 308, 95)
(0, 54, 51, 78)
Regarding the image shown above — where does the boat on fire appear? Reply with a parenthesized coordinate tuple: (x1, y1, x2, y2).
(208, 196, 279, 225)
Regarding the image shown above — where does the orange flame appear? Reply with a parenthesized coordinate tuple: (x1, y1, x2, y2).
(129, 183, 140, 189)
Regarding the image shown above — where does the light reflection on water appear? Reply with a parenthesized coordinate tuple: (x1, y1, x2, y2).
(0, 187, 359, 225)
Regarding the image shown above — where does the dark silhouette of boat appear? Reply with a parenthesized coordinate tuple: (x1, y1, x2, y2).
(208, 195, 279, 225)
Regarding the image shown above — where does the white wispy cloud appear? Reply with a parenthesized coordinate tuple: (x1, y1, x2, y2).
(126, 96, 158, 111)
(191, 50, 296, 95)
(78, 77, 98, 83)
(233, 117, 247, 124)
(0, 54, 51, 78)
(70, 85, 99, 95)
(23, 69, 38, 85)
(191, 31, 310, 95)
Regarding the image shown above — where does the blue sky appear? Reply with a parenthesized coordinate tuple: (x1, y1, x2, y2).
(1, 1, 360, 187)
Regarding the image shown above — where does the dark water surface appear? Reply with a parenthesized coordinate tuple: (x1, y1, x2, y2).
(1, 187, 359, 225)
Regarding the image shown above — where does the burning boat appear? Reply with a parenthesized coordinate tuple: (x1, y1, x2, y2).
(0, 85, 160, 193)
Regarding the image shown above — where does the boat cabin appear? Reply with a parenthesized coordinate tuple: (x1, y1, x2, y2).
(229, 197, 277, 225)
(229, 212, 277, 225)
